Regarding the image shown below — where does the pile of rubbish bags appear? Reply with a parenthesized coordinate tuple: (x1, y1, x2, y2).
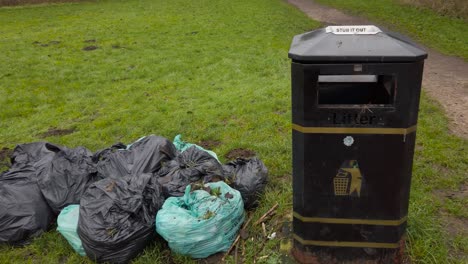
(0, 135, 268, 263)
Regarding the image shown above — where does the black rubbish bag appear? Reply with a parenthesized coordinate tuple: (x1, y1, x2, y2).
(156, 146, 224, 198)
(37, 146, 98, 214)
(0, 142, 58, 245)
(223, 157, 268, 209)
(10, 142, 62, 167)
(92, 143, 127, 164)
(95, 136, 176, 179)
(78, 174, 165, 263)
(0, 169, 54, 245)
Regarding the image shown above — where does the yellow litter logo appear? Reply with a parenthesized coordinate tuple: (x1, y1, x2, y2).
(333, 160, 363, 197)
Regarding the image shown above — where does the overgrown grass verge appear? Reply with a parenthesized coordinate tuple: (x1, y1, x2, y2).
(0, 0, 466, 263)
(408, 94, 468, 263)
(315, 0, 468, 60)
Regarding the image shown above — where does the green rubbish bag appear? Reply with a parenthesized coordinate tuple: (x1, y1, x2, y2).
(155, 181, 245, 258)
(173, 135, 219, 162)
(57, 204, 86, 256)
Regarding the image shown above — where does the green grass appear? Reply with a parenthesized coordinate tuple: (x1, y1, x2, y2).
(397, 0, 468, 20)
(0, 0, 466, 263)
(408, 94, 468, 263)
(0, 0, 316, 263)
(315, 0, 468, 60)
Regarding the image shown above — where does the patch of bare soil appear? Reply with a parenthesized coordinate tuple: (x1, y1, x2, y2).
(32, 40, 60, 47)
(225, 148, 256, 160)
(442, 213, 468, 238)
(423, 51, 468, 138)
(0, 147, 12, 168)
(287, 0, 468, 139)
(0, 147, 12, 161)
(435, 183, 468, 200)
(82, 45, 98, 51)
(438, 184, 468, 202)
(433, 184, 468, 258)
(197, 252, 224, 264)
(440, 212, 468, 259)
(198, 139, 221, 150)
(38, 127, 75, 138)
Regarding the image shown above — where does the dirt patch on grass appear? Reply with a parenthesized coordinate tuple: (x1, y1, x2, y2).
(434, 183, 468, 202)
(440, 211, 468, 259)
(443, 184, 467, 200)
(225, 148, 256, 160)
(84, 39, 96, 43)
(442, 213, 468, 237)
(198, 139, 221, 150)
(38, 127, 75, 138)
(0, 147, 12, 168)
(32, 41, 60, 47)
(431, 163, 451, 175)
(278, 174, 292, 183)
(433, 184, 468, 259)
(82, 45, 98, 51)
(197, 252, 224, 264)
(58, 255, 68, 264)
(287, 0, 468, 139)
(0, 147, 12, 161)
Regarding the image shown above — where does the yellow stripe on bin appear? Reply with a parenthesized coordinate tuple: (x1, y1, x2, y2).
(292, 124, 417, 135)
(293, 212, 407, 226)
(293, 234, 401, 249)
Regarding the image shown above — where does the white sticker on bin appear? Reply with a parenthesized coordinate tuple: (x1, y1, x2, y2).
(325, 25, 382, 35)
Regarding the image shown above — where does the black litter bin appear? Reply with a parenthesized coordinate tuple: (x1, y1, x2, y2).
(288, 25, 427, 263)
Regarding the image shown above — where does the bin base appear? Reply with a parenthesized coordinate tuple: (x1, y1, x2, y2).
(291, 239, 406, 264)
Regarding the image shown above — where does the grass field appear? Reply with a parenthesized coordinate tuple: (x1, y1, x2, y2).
(398, 0, 468, 20)
(0, 0, 467, 263)
(316, 0, 468, 61)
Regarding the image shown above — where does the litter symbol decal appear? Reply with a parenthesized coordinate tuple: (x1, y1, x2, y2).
(333, 160, 363, 197)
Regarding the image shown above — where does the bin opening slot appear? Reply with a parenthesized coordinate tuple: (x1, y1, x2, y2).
(318, 75, 395, 106)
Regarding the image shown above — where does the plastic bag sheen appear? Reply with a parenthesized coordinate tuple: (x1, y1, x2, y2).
(156, 181, 244, 258)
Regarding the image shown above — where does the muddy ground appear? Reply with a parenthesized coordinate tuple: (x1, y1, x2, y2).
(225, 148, 257, 160)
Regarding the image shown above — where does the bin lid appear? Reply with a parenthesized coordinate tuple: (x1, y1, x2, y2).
(288, 25, 428, 62)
